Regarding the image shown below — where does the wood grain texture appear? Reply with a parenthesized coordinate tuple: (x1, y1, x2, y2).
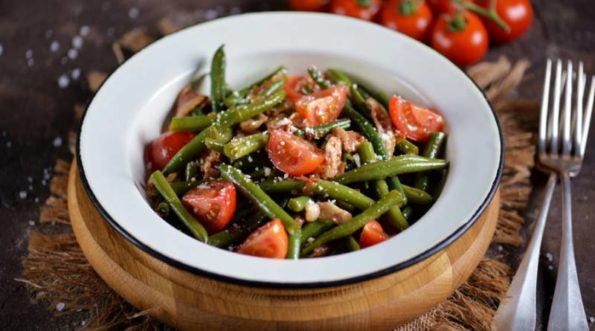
(67, 161, 499, 330)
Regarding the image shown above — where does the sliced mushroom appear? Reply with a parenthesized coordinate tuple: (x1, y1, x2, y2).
(332, 127, 366, 153)
(367, 98, 396, 156)
(322, 136, 344, 179)
(318, 202, 352, 224)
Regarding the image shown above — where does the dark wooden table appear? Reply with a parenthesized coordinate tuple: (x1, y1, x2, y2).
(0, 0, 593, 329)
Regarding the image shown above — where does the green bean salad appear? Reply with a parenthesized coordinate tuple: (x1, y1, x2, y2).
(146, 46, 448, 259)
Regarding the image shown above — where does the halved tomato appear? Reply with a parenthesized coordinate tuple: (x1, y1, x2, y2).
(388, 95, 444, 142)
(267, 129, 325, 176)
(237, 219, 288, 259)
(295, 85, 348, 126)
(359, 220, 389, 248)
(284, 75, 319, 103)
(148, 131, 195, 171)
(181, 181, 236, 234)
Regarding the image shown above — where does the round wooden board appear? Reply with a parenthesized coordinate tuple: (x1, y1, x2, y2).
(67, 162, 500, 330)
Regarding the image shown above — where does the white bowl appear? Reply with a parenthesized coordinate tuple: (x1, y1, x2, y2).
(78, 12, 502, 287)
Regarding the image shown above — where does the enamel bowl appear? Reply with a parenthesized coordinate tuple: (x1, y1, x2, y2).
(78, 12, 502, 287)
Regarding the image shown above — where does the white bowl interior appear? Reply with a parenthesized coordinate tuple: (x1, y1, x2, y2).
(80, 12, 501, 286)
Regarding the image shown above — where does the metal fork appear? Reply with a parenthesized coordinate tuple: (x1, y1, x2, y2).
(492, 59, 594, 331)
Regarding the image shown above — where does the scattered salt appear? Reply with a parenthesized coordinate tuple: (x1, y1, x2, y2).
(34, 197, 39, 203)
(27, 58, 34, 67)
(57, 74, 70, 88)
(19, 191, 27, 199)
(71, 68, 81, 80)
(79, 25, 90, 36)
(72, 35, 83, 49)
(589, 316, 594, 323)
(548, 265, 554, 270)
(49, 41, 60, 53)
(128, 7, 139, 19)
(53, 136, 63, 147)
(28, 185, 33, 191)
(28, 220, 35, 226)
(545, 252, 553, 262)
(6, 141, 11, 148)
(56, 302, 65, 312)
(25, 49, 33, 59)
(67, 48, 78, 60)
(0, 44, 3, 57)
(27, 176, 33, 183)
(205, 9, 218, 20)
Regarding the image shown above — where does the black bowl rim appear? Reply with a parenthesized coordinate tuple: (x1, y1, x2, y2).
(76, 12, 504, 289)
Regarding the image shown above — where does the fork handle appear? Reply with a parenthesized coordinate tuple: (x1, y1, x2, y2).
(492, 174, 556, 331)
(547, 174, 588, 331)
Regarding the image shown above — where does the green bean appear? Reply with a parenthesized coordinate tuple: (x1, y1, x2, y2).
(163, 90, 285, 174)
(184, 161, 199, 181)
(288, 196, 312, 213)
(359, 85, 390, 110)
(218, 164, 301, 259)
(326, 68, 353, 86)
(358, 141, 408, 230)
(209, 210, 267, 248)
(210, 45, 226, 112)
(301, 190, 403, 256)
(258, 179, 304, 193)
(295, 119, 351, 138)
(414, 132, 447, 192)
(237, 65, 286, 98)
(402, 184, 433, 205)
(170, 180, 198, 195)
(155, 201, 170, 217)
(402, 206, 414, 220)
(350, 84, 369, 115)
(204, 137, 225, 152)
(396, 139, 419, 155)
(301, 220, 335, 244)
(150, 171, 208, 242)
(308, 66, 332, 89)
(344, 236, 360, 251)
(204, 126, 232, 152)
(163, 128, 211, 175)
(337, 154, 448, 185)
(262, 80, 284, 97)
(223, 132, 269, 161)
(169, 116, 212, 132)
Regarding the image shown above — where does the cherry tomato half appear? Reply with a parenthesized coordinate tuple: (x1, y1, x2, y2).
(381, 0, 434, 41)
(237, 219, 288, 259)
(359, 220, 389, 248)
(388, 95, 444, 142)
(181, 181, 237, 234)
(430, 11, 489, 66)
(284, 75, 320, 103)
(148, 131, 195, 171)
(288, 0, 329, 11)
(330, 0, 382, 21)
(477, 0, 533, 43)
(295, 85, 348, 126)
(267, 129, 325, 176)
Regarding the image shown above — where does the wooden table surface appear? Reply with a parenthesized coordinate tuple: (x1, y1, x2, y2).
(0, 0, 593, 329)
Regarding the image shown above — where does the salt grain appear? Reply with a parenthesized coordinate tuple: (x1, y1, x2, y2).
(589, 316, 594, 323)
(19, 191, 27, 199)
(25, 49, 33, 59)
(72, 35, 83, 49)
(28, 220, 35, 226)
(545, 252, 553, 262)
(79, 25, 90, 36)
(67, 48, 78, 60)
(57, 74, 70, 88)
(27, 176, 33, 183)
(71, 68, 81, 80)
(0, 44, 3, 57)
(6, 141, 11, 148)
(27, 58, 34, 67)
(49, 41, 60, 53)
(205, 9, 218, 20)
(56, 302, 65, 312)
(53, 136, 63, 147)
(548, 265, 554, 270)
(128, 7, 139, 19)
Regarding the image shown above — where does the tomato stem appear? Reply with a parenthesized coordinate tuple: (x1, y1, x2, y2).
(398, 0, 418, 16)
(357, 0, 373, 7)
(461, 0, 510, 32)
(448, 13, 468, 32)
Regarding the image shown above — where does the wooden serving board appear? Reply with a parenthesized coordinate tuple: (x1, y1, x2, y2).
(67, 162, 500, 330)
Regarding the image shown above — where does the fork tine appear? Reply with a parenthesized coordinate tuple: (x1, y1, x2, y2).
(562, 61, 573, 155)
(549, 59, 563, 154)
(580, 76, 595, 157)
(539, 59, 553, 154)
(574, 62, 585, 154)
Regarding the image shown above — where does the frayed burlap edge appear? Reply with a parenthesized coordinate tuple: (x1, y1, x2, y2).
(17, 22, 537, 330)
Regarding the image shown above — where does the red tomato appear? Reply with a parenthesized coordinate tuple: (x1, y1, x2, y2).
(359, 220, 389, 248)
(477, 0, 533, 43)
(284, 75, 320, 103)
(388, 95, 444, 142)
(237, 219, 288, 259)
(430, 11, 489, 66)
(148, 131, 195, 171)
(267, 129, 325, 176)
(181, 181, 237, 234)
(329, 0, 382, 21)
(427, 0, 462, 14)
(289, 0, 329, 11)
(381, 0, 434, 41)
(295, 85, 348, 126)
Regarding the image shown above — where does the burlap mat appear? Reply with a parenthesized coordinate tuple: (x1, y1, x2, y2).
(16, 17, 538, 330)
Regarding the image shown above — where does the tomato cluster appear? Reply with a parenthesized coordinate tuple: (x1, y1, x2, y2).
(288, 0, 533, 66)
